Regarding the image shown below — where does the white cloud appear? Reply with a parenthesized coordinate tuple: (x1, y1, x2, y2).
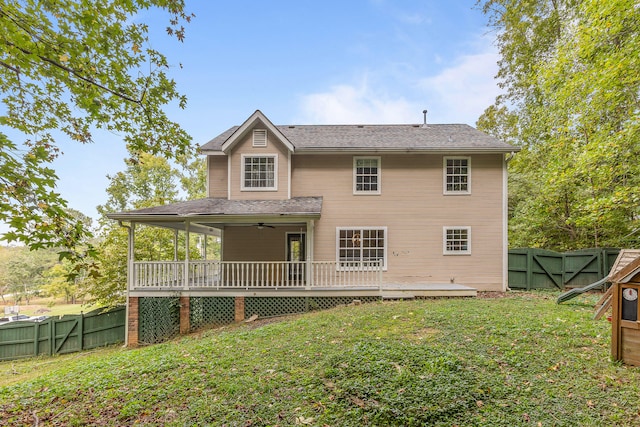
(297, 37, 502, 126)
(297, 79, 418, 124)
(417, 48, 501, 125)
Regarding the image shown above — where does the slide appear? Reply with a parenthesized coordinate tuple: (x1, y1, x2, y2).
(556, 277, 610, 304)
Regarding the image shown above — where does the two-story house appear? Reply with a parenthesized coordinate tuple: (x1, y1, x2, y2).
(108, 110, 518, 345)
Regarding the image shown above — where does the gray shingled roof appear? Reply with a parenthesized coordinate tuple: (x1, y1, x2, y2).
(200, 123, 516, 153)
(107, 197, 323, 219)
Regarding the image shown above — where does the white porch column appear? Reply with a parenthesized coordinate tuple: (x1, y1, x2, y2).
(306, 219, 315, 289)
(184, 221, 190, 290)
(173, 229, 179, 262)
(203, 235, 208, 260)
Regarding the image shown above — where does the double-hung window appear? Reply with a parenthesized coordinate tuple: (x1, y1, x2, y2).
(444, 156, 471, 194)
(354, 157, 381, 194)
(337, 227, 387, 270)
(242, 154, 277, 190)
(443, 226, 471, 255)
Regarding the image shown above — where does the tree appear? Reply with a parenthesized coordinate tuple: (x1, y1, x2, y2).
(0, 245, 12, 303)
(89, 153, 207, 306)
(42, 261, 85, 304)
(0, 0, 193, 268)
(477, 0, 640, 250)
(1, 245, 58, 304)
(179, 157, 207, 200)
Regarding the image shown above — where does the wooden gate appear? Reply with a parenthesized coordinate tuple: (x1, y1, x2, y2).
(0, 307, 125, 361)
(508, 248, 619, 290)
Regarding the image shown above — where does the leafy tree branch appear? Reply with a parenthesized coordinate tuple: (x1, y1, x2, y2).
(0, 0, 194, 276)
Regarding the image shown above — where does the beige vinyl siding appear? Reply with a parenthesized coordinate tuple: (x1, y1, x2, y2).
(229, 128, 290, 200)
(207, 155, 228, 197)
(223, 226, 303, 261)
(291, 153, 505, 291)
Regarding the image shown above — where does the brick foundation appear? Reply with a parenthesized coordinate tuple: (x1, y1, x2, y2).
(127, 296, 139, 347)
(180, 296, 190, 334)
(235, 296, 245, 322)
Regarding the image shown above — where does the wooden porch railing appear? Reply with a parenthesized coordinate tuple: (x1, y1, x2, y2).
(131, 260, 383, 291)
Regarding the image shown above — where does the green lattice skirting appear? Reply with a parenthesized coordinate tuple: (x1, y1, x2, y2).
(138, 296, 381, 344)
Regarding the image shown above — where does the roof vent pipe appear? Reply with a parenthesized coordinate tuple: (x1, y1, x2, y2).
(422, 109, 428, 128)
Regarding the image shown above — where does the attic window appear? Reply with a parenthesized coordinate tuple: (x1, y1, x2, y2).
(253, 129, 267, 147)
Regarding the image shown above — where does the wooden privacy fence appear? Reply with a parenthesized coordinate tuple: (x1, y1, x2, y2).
(0, 306, 125, 362)
(508, 248, 620, 290)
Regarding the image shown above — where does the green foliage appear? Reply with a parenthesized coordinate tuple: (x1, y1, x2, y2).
(324, 341, 480, 425)
(478, 0, 640, 250)
(179, 156, 207, 200)
(1, 293, 640, 426)
(89, 153, 211, 306)
(0, 0, 193, 272)
(41, 261, 85, 304)
(0, 245, 58, 303)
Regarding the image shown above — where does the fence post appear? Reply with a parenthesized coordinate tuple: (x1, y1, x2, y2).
(78, 312, 84, 351)
(48, 318, 55, 356)
(526, 249, 533, 291)
(33, 323, 39, 357)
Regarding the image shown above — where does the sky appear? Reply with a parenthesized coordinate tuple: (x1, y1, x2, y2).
(4, 0, 504, 231)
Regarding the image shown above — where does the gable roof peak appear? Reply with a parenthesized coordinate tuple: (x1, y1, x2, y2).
(219, 110, 294, 154)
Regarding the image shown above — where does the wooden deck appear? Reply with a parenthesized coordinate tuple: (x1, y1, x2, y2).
(129, 260, 476, 298)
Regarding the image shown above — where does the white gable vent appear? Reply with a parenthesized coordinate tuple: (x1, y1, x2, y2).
(253, 129, 267, 147)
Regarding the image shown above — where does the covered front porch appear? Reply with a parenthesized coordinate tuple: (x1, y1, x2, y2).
(110, 197, 390, 295)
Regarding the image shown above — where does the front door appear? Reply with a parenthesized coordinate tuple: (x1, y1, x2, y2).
(287, 233, 306, 281)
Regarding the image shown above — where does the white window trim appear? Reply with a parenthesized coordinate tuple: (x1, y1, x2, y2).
(443, 226, 471, 255)
(241, 154, 278, 191)
(336, 226, 388, 271)
(443, 156, 471, 195)
(252, 129, 267, 147)
(353, 156, 381, 195)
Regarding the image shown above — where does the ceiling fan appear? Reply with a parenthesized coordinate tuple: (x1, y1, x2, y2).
(254, 222, 275, 229)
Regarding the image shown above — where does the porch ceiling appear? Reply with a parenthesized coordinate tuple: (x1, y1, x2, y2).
(106, 197, 322, 235)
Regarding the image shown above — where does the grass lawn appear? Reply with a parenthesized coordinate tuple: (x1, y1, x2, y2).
(1, 291, 639, 426)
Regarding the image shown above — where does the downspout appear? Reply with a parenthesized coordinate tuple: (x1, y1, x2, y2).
(118, 220, 134, 347)
(503, 152, 515, 292)
(288, 151, 292, 199)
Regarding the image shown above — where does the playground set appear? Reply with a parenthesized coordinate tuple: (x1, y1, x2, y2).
(558, 249, 640, 366)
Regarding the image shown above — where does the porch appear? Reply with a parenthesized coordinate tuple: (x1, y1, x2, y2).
(131, 260, 382, 295)
(108, 197, 477, 346)
(129, 260, 476, 298)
